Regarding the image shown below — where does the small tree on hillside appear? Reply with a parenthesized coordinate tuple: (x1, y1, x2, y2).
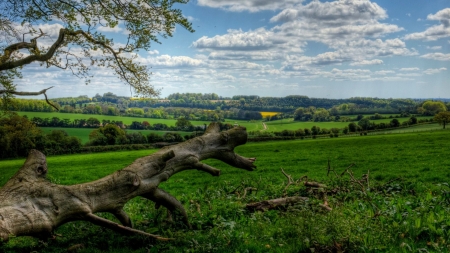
(348, 122, 357, 132)
(390, 118, 400, 128)
(420, 101, 447, 116)
(176, 117, 193, 130)
(434, 111, 450, 129)
(358, 118, 371, 131)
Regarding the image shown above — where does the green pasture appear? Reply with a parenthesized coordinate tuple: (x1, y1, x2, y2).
(265, 119, 349, 131)
(41, 127, 194, 144)
(16, 111, 262, 131)
(264, 116, 434, 132)
(373, 122, 442, 134)
(359, 115, 433, 124)
(3, 128, 449, 186)
(1, 130, 450, 252)
(15, 111, 212, 126)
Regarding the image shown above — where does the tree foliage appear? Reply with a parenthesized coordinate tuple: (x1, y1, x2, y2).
(434, 111, 450, 129)
(0, 113, 82, 157)
(421, 101, 447, 116)
(0, 0, 193, 99)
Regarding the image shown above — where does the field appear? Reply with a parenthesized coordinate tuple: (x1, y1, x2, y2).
(15, 111, 213, 126)
(41, 127, 195, 144)
(16, 111, 436, 139)
(260, 111, 279, 118)
(1, 130, 450, 252)
(264, 116, 434, 132)
(15, 111, 263, 131)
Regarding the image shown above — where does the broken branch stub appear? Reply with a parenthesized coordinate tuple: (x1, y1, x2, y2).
(0, 123, 256, 242)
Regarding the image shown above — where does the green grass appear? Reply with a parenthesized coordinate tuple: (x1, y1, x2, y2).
(16, 111, 213, 126)
(1, 130, 450, 252)
(264, 117, 434, 132)
(16, 111, 262, 131)
(41, 127, 195, 144)
(265, 120, 350, 131)
(16, 111, 433, 135)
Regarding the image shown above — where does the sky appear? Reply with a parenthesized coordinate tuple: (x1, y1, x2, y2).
(14, 0, 450, 99)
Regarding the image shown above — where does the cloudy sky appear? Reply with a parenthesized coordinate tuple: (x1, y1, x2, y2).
(15, 0, 450, 99)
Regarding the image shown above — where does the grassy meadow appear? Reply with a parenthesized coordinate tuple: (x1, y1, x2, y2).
(264, 116, 434, 132)
(15, 111, 213, 126)
(1, 130, 450, 252)
(15, 111, 263, 131)
(41, 127, 195, 144)
(17, 111, 437, 145)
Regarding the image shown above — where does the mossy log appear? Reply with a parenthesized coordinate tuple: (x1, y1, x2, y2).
(0, 123, 255, 241)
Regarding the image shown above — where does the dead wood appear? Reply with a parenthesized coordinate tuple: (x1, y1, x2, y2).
(0, 123, 255, 242)
(242, 187, 257, 199)
(245, 196, 309, 212)
(304, 181, 327, 188)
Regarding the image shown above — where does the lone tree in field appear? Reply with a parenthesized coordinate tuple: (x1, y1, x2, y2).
(0, 0, 257, 242)
(434, 111, 450, 129)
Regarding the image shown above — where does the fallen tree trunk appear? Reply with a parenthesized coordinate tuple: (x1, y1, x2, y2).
(0, 123, 256, 242)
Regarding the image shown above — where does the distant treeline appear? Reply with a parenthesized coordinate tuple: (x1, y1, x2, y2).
(3, 93, 450, 125)
(141, 95, 421, 113)
(5, 98, 263, 121)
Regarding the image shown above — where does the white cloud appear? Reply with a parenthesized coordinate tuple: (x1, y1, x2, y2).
(185, 16, 195, 22)
(397, 73, 421, 77)
(197, 0, 301, 12)
(322, 68, 372, 81)
(192, 28, 275, 51)
(148, 50, 159, 55)
(350, 59, 383, 66)
(192, 0, 410, 69)
(420, 53, 450, 61)
(144, 55, 205, 68)
(405, 8, 450, 41)
(400, 67, 420, 71)
(426, 46, 442, 50)
(270, 0, 387, 24)
(423, 67, 447, 75)
(375, 70, 395, 75)
(427, 8, 450, 27)
(97, 25, 123, 33)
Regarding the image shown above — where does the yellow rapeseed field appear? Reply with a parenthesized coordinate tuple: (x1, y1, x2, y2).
(260, 112, 278, 118)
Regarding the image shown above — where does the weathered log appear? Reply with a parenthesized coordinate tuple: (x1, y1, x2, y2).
(0, 123, 256, 242)
(245, 196, 309, 212)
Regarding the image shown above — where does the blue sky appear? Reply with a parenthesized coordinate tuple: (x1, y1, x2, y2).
(15, 0, 450, 99)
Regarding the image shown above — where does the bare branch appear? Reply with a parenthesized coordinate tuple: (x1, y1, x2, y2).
(0, 28, 67, 71)
(0, 86, 58, 110)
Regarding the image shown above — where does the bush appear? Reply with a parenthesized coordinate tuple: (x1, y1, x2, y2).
(147, 133, 164, 143)
(163, 132, 183, 142)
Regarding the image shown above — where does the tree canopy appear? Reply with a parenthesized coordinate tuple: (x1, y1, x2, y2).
(434, 111, 450, 129)
(0, 0, 193, 102)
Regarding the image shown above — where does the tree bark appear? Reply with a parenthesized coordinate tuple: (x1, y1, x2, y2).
(0, 123, 255, 242)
